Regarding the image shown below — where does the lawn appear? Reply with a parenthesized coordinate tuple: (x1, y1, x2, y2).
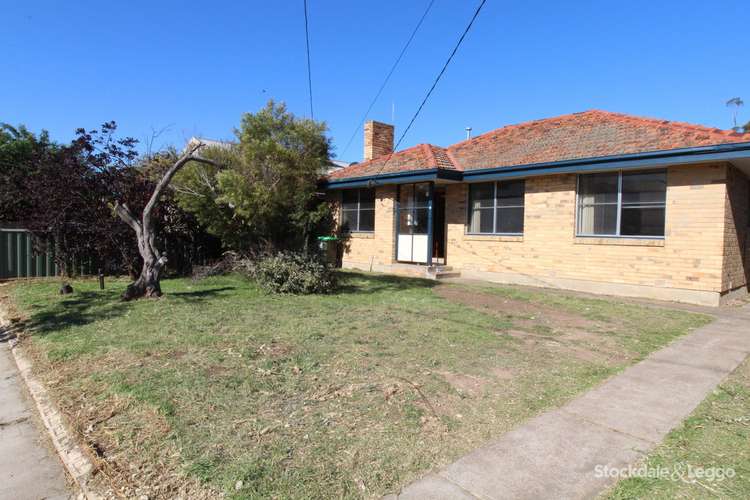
(4, 272, 711, 499)
(604, 357, 750, 499)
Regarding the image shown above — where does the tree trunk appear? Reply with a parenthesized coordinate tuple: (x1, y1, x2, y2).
(114, 142, 218, 301)
(122, 256, 163, 300)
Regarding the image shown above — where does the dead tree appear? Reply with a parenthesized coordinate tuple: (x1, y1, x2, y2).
(114, 142, 218, 300)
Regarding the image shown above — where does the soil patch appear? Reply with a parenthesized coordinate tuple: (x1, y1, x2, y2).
(435, 285, 598, 330)
(439, 371, 487, 396)
(436, 285, 628, 363)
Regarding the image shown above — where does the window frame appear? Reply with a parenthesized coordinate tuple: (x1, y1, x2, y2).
(575, 169, 667, 239)
(340, 188, 375, 233)
(398, 182, 431, 236)
(465, 179, 525, 236)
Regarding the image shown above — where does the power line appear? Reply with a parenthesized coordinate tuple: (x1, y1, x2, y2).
(340, 0, 436, 158)
(394, 0, 487, 152)
(303, 0, 314, 119)
(370, 0, 488, 180)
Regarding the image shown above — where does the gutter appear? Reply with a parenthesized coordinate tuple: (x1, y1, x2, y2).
(322, 141, 750, 188)
(324, 167, 462, 189)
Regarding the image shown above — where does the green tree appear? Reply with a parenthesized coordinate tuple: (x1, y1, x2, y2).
(0, 124, 52, 223)
(174, 101, 334, 252)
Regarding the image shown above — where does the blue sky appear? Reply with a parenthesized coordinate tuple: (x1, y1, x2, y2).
(2, 0, 748, 162)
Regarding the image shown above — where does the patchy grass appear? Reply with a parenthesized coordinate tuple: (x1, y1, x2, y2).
(604, 357, 750, 499)
(5, 272, 710, 499)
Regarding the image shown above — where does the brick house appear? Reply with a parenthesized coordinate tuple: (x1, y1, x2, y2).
(324, 111, 750, 306)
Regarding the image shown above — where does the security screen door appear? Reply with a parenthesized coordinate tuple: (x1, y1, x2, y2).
(397, 183, 430, 263)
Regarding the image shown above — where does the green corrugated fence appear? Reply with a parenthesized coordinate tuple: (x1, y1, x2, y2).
(0, 229, 58, 279)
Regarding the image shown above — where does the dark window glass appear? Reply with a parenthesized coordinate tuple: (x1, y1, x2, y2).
(359, 188, 376, 209)
(399, 208, 428, 234)
(341, 209, 358, 233)
(577, 170, 666, 237)
(413, 208, 429, 234)
(342, 189, 359, 210)
(414, 183, 430, 206)
(468, 180, 525, 234)
(578, 173, 618, 204)
(341, 188, 376, 232)
(359, 208, 375, 232)
(622, 171, 666, 204)
(498, 180, 525, 207)
(496, 207, 524, 234)
(621, 207, 665, 236)
(469, 183, 494, 209)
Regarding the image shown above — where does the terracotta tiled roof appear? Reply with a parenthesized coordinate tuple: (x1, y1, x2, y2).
(448, 110, 750, 170)
(328, 143, 460, 180)
(328, 110, 750, 181)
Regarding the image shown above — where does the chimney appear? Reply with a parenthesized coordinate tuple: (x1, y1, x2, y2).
(364, 120, 394, 161)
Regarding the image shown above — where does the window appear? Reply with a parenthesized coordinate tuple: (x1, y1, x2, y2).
(468, 180, 525, 234)
(341, 188, 375, 232)
(577, 170, 666, 237)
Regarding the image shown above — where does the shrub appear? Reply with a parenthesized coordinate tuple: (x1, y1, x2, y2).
(251, 252, 337, 294)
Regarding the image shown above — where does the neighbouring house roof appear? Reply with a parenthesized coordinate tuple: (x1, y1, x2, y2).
(327, 159, 355, 173)
(326, 110, 750, 186)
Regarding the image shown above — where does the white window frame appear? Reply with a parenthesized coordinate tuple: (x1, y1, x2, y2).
(341, 188, 375, 233)
(575, 169, 667, 239)
(466, 180, 525, 236)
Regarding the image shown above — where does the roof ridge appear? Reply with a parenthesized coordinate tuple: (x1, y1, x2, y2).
(421, 143, 437, 168)
(448, 110, 595, 150)
(444, 148, 464, 170)
(336, 143, 426, 173)
(583, 110, 749, 138)
(447, 109, 748, 153)
(328, 142, 445, 180)
(427, 144, 462, 170)
(370, 143, 425, 163)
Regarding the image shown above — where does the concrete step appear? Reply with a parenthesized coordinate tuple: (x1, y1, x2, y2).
(435, 271, 461, 279)
(426, 266, 461, 280)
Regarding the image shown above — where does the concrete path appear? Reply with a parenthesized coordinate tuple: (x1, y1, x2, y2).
(392, 304, 750, 500)
(0, 336, 71, 500)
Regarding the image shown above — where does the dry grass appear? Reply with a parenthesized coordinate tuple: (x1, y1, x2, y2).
(6, 272, 710, 499)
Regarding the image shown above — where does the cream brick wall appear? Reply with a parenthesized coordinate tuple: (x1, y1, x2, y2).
(446, 163, 729, 293)
(334, 162, 748, 301)
(334, 185, 396, 268)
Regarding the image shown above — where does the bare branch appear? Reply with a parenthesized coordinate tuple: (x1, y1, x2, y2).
(114, 201, 141, 234)
(142, 142, 216, 233)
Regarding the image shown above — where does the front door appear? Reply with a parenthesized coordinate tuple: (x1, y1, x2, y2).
(432, 188, 446, 263)
(397, 183, 431, 263)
